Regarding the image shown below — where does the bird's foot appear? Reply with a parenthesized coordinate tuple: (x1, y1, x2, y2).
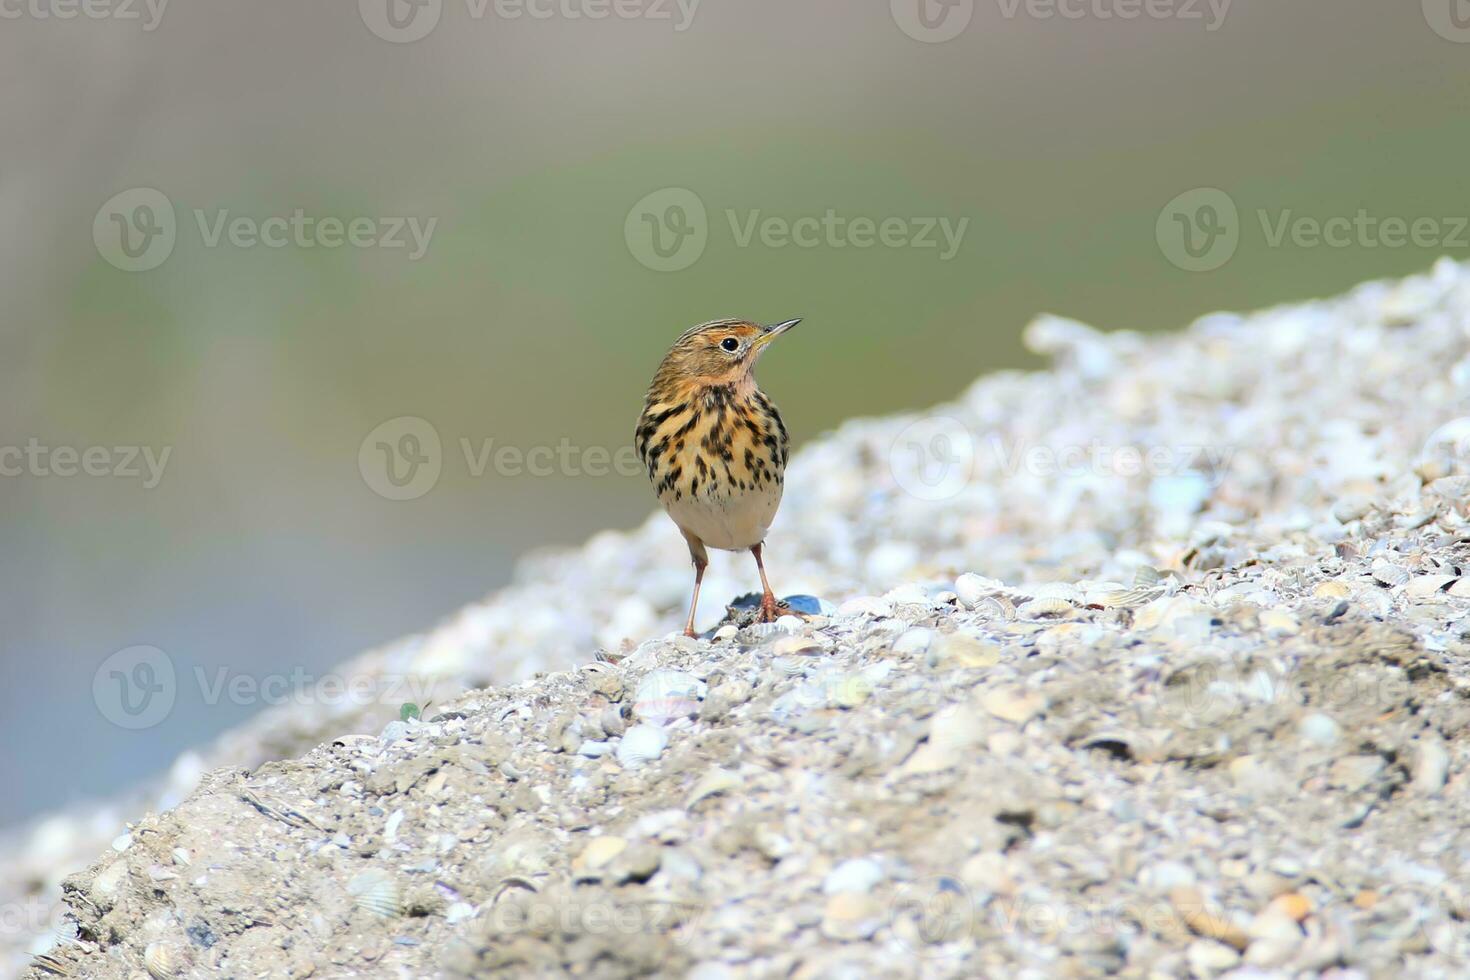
(758, 592, 782, 623)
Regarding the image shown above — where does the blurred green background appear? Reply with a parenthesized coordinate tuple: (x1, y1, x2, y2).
(3, 0, 1468, 825)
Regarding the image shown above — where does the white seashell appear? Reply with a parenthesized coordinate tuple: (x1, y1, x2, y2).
(973, 595, 1017, 621)
(1018, 597, 1074, 619)
(633, 670, 705, 727)
(774, 614, 805, 633)
(348, 869, 402, 919)
(616, 724, 669, 767)
(771, 656, 810, 677)
(1370, 559, 1410, 588)
(685, 768, 741, 809)
(823, 857, 886, 895)
(892, 628, 933, 656)
(144, 942, 178, 980)
(772, 633, 829, 656)
(1028, 582, 1082, 604)
(954, 572, 1003, 607)
(836, 596, 893, 619)
(927, 705, 986, 750)
(1406, 575, 1457, 598)
(981, 687, 1047, 725)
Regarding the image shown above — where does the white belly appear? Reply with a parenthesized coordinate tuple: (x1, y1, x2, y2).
(665, 482, 783, 552)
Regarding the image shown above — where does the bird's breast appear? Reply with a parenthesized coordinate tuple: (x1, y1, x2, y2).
(636, 383, 789, 547)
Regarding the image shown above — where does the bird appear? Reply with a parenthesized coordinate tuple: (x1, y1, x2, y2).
(636, 317, 800, 638)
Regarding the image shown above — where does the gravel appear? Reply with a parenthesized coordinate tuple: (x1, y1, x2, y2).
(16, 258, 1470, 977)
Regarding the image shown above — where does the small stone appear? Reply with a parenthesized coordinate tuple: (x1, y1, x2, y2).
(822, 857, 885, 895)
(1297, 713, 1341, 747)
(1407, 575, 1458, 598)
(1259, 610, 1299, 635)
(836, 596, 892, 620)
(1228, 755, 1288, 796)
(1141, 861, 1197, 896)
(1171, 886, 1249, 950)
(1266, 892, 1313, 923)
(1412, 736, 1451, 795)
(931, 633, 1001, 669)
(1329, 754, 1386, 792)
(961, 852, 1015, 894)
(609, 843, 663, 884)
(573, 836, 628, 878)
(1186, 939, 1240, 974)
(1332, 495, 1372, 523)
(892, 628, 933, 656)
(981, 687, 1045, 724)
(820, 892, 883, 941)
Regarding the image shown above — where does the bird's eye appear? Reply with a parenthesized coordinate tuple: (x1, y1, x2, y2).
(720, 338, 740, 353)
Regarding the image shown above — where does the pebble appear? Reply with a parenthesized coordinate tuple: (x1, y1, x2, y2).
(1297, 713, 1341, 746)
(822, 858, 885, 895)
(615, 725, 669, 768)
(572, 835, 627, 876)
(820, 892, 884, 941)
(891, 628, 933, 656)
(1412, 736, 1451, 795)
(1187, 939, 1241, 974)
(836, 596, 892, 620)
(954, 573, 1001, 607)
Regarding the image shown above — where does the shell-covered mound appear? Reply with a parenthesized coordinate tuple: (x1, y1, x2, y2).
(19, 257, 1470, 977)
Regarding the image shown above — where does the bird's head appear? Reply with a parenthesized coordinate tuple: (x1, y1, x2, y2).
(655, 318, 801, 387)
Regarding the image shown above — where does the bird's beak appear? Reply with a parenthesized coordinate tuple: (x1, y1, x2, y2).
(754, 318, 801, 350)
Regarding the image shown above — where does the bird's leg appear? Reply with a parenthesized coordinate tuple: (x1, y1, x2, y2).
(683, 556, 707, 639)
(752, 543, 780, 623)
(682, 532, 710, 639)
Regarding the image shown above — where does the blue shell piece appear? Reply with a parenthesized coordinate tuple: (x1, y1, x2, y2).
(724, 593, 830, 617)
(781, 594, 826, 616)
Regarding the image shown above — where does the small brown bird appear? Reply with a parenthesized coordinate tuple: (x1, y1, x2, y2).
(636, 318, 800, 637)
